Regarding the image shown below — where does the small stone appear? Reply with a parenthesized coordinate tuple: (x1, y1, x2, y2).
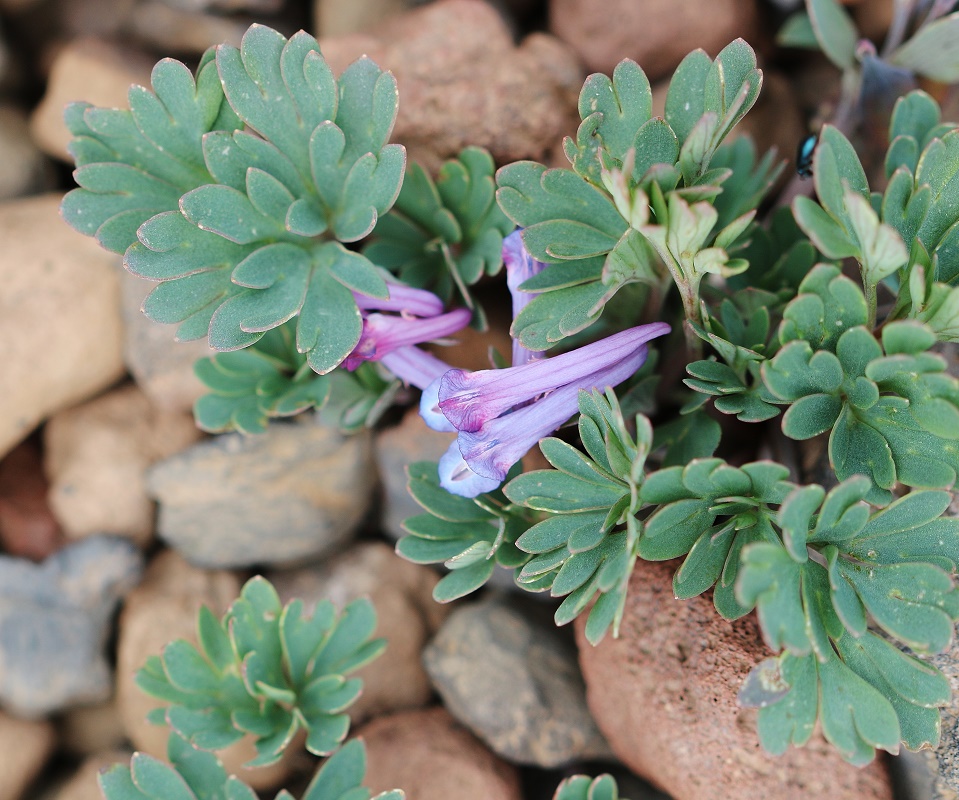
(60, 0, 138, 38)
(0, 106, 52, 200)
(148, 416, 373, 568)
(423, 593, 611, 768)
(116, 549, 296, 790)
(888, 748, 944, 800)
(44, 383, 202, 545)
(0, 536, 142, 716)
(0, 194, 125, 459)
(121, 271, 218, 415)
(126, 2, 247, 54)
(319, 0, 583, 172)
(314, 0, 413, 37)
(357, 707, 523, 800)
(0, 438, 63, 560)
(375, 407, 455, 540)
(58, 697, 127, 757)
(153, 0, 282, 12)
(548, 0, 759, 81)
(269, 541, 448, 722)
(0, 711, 56, 800)
(53, 751, 131, 800)
(576, 559, 894, 800)
(921, 617, 959, 797)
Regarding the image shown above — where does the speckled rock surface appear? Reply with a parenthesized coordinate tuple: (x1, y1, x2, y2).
(576, 559, 894, 800)
(358, 707, 523, 800)
(549, 0, 759, 81)
(424, 593, 611, 767)
(269, 541, 448, 722)
(147, 416, 373, 568)
(0, 536, 142, 716)
(44, 383, 202, 545)
(0, 194, 125, 459)
(319, 0, 583, 172)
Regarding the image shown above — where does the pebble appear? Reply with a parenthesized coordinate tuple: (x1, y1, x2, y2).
(30, 38, 154, 162)
(58, 696, 128, 758)
(0, 194, 125, 459)
(126, 2, 247, 54)
(576, 559, 894, 800)
(44, 383, 202, 545)
(121, 271, 218, 415)
(148, 416, 373, 568)
(53, 751, 132, 800)
(357, 707, 523, 800)
(0, 106, 52, 200)
(314, 0, 414, 37)
(0, 438, 63, 560)
(0, 711, 56, 800)
(116, 549, 296, 790)
(319, 0, 583, 172)
(374, 407, 455, 540)
(423, 593, 611, 768)
(548, 0, 759, 81)
(0, 536, 142, 716)
(269, 541, 448, 722)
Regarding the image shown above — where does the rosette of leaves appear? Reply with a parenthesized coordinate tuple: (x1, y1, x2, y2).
(761, 264, 959, 504)
(363, 147, 513, 316)
(503, 390, 651, 643)
(396, 462, 534, 601)
(193, 320, 330, 434)
(63, 24, 406, 374)
(136, 577, 385, 766)
(792, 94, 959, 328)
(99, 733, 403, 800)
(735, 478, 959, 765)
(552, 774, 628, 800)
(637, 457, 795, 620)
(495, 40, 769, 351)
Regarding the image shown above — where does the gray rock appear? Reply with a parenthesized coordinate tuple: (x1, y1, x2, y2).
(423, 593, 611, 768)
(924, 628, 959, 799)
(147, 416, 374, 568)
(0, 537, 142, 716)
(888, 748, 944, 800)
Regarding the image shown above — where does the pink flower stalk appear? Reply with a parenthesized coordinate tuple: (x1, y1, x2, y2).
(503, 230, 548, 366)
(422, 322, 671, 497)
(379, 346, 453, 391)
(344, 307, 472, 371)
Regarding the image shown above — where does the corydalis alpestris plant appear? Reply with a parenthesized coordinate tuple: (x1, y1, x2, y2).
(99, 577, 402, 800)
(62, 21, 959, 771)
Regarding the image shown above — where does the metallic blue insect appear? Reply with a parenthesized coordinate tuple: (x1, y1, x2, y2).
(796, 133, 818, 179)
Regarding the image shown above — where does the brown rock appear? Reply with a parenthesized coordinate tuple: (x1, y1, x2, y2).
(549, 0, 759, 82)
(121, 271, 218, 414)
(30, 39, 153, 162)
(576, 559, 894, 800)
(357, 707, 523, 800)
(320, 0, 583, 172)
(0, 711, 56, 800)
(126, 3, 247, 55)
(44, 384, 202, 545)
(116, 550, 294, 790)
(314, 0, 411, 37)
(0, 194, 125, 459)
(0, 439, 63, 560)
(58, 697, 127, 757)
(53, 751, 131, 800)
(733, 71, 805, 171)
(270, 542, 448, 722)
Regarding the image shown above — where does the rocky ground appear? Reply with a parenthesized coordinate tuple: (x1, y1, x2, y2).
(0, 0, 956, 798)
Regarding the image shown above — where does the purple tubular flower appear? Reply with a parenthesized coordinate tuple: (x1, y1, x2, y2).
(438, 323, 671, 433)
(379, 346, 453, 391)
(344, 307, 472, 371)
(434, 322, 671, 497)
(353, 283, 444, 317)
(503, 230, 547, 367)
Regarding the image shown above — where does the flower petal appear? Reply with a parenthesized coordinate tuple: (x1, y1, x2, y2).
(438, 440, 501, 498)
(381, 346, 452, 391)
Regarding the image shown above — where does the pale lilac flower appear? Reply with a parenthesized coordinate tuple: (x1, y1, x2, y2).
(503, 229, 547, 366)
(380, 346, 453, 391)
(353, 283, 444, 317)
(423, 322, 670, 497)
(344, 308, 471, 371)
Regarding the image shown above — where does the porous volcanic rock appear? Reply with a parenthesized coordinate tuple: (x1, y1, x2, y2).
(549, 0, 759, 81)
(318, 0, 583, 171)
(357, 707, 523, 800)
(576, 559, 894, 800)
